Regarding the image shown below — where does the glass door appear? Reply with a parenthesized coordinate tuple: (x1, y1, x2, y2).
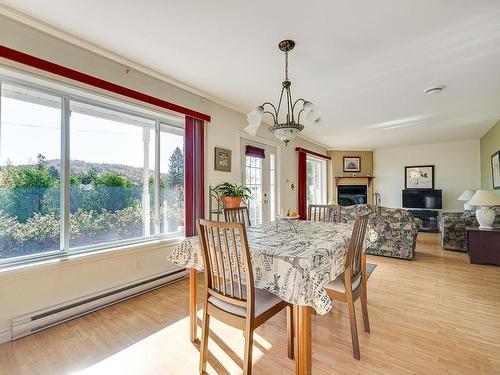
(241, 139, 277, 225)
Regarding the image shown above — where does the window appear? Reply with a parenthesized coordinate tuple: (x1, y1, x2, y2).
(69, 102, 157, 249)
(0, 70, 184, 266)
(0, 84, 62, 260)
(245, 156, 263, 225)
(306, 155, 327, 205)
(159, 124, 185, 235)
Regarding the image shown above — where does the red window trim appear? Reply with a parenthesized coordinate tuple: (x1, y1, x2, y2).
(0, 44, 211, 122)
(294, 147, 331, 160)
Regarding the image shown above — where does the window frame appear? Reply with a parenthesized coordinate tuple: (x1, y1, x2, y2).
(0, 69, 185, 268)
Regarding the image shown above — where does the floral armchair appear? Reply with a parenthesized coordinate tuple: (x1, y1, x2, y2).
(340, 204, 421, 260)
(439, 207, 500, 251)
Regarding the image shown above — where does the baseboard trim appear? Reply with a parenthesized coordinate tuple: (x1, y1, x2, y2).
(10, 268, 187, 341)
(0, 327, 11, 344)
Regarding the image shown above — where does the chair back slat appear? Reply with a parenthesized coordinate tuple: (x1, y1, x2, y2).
(221, 229, 235, 297)
(215, 227, 228, 295)
(229, 227, 244, 299)
(308, 204, 341, 223)
(198, 219, 254, 307)
(224, 206, 251, 226)
(345, 213, 370, 281)
(208, 226, 221, 291)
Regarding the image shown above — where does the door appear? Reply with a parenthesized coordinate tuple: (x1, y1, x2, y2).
(241, 139, 277, 225)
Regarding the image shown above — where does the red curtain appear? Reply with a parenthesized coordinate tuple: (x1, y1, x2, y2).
(185, 116, 205, 237)
(297, 149, 307, 220)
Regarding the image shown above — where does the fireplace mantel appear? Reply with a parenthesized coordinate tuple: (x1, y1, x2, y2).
(335, 176, 375, 187)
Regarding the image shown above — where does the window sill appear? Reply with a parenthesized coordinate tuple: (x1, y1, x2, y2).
(0, 236, 184, 277)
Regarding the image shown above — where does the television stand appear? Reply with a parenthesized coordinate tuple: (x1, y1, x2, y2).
(407, 209, 439, 233)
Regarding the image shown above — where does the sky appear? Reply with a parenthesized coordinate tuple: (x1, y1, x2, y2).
(1, 97, 183, 173)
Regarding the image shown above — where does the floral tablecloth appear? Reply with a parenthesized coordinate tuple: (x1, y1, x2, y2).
(167, 220, 355, 315)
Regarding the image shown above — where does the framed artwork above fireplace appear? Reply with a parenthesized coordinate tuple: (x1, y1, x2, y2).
(343, 156, 361, 172)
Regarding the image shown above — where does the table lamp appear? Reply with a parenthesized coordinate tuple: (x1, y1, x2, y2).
(466, 190, 500, 229)
(457, 190, 476, 211)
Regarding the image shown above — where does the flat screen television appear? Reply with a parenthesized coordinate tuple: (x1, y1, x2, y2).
(402, 189, 442, 209)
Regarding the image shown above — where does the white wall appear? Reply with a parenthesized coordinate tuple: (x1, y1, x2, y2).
(0, 15, 327, 337)
(373, 139, 481, 211)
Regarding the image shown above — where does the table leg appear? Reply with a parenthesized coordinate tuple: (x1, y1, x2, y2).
(189, 268, 198, 342)
(294, 305, 312, 375)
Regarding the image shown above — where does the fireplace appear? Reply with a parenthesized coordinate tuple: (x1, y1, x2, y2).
(337, 185, 367, 206)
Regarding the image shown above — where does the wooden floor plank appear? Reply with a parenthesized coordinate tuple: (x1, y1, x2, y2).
(1, 233, 500, 374)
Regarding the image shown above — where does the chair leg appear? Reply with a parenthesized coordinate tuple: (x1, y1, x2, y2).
(346, 294, 360, 360)
(243, 324, 254, 375)
(199, 305, 210, 374)
(360, 284, 370, 333)
(287, 305, 294, 359)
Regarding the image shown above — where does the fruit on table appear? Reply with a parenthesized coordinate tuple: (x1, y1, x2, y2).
(289, 210, 298, 217)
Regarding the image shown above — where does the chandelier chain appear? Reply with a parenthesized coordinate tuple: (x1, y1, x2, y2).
(285, 51, 289, 80)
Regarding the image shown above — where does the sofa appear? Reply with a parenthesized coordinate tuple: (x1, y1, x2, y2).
(439, 207, 500, 251)
(340, 204, 421, 260)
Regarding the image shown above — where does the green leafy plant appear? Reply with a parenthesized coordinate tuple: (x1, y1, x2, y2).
(214, 182, 252, 200)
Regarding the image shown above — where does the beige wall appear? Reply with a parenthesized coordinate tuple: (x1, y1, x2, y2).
(373, 139, 481, 211)
(327, 150, 373, 203)
(0, 15, 326, 337)
(480, 120, 500, 197)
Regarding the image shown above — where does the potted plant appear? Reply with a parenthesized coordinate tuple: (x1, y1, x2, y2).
(214, 182, 252, 208)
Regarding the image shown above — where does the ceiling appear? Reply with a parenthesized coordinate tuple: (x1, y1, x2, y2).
(2, 0, 500, 149)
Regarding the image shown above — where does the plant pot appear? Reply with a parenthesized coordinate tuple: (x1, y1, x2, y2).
(221, 196, 242, 208)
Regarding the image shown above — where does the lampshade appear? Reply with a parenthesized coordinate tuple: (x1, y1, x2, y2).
(457, 190, 476, 201)
(467, 190, 500, 207)
(303, 101, 321, 122)
(245, 107, 264, 136)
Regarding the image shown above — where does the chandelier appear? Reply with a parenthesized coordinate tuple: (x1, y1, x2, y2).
(245, 40, 320, 145)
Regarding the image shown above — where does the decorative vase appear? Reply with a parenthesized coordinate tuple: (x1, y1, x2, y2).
(221, 196, 242, 208)
(475, 206, 495, 229)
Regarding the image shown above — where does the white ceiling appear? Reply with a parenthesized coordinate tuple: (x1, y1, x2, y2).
(2, 0, 500, 149)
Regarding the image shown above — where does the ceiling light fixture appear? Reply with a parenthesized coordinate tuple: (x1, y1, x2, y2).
(245, 40, 320, 145)
(424, 86, 445, 95)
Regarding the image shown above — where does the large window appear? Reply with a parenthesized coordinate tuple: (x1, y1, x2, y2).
(306, 155, 327, 205)
(0, 72, 184, 265)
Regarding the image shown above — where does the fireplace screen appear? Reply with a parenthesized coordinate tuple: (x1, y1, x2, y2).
(337, 185, 367, 206)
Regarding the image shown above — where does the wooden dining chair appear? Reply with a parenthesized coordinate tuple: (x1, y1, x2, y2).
(197, 219, 294, 374)
(308, 204, 341, 223)
(224, 206, 251, 227)
(324, 213, 370, 360)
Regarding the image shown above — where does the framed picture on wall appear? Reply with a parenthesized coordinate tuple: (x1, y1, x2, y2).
(405, 165, 434, 189)
(214, 147, 232, 172)
(343, 156, 361, 172)
(492, 151, 500, 189)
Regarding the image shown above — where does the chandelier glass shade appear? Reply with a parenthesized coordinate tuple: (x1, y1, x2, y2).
(245, 40, 320, 145)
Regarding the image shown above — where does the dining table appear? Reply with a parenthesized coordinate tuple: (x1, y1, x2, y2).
(167, 220, 357, 375)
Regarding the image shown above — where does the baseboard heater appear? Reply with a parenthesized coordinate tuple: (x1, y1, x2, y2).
(11, 268, 187, 340)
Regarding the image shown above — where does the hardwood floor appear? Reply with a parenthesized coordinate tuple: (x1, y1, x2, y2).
(1, 233, 500, 374)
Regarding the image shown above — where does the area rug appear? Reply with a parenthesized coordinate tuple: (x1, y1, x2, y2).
(366, 262, 377, 279)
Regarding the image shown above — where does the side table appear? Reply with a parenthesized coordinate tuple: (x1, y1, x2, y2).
(466, 226, 500, 266)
